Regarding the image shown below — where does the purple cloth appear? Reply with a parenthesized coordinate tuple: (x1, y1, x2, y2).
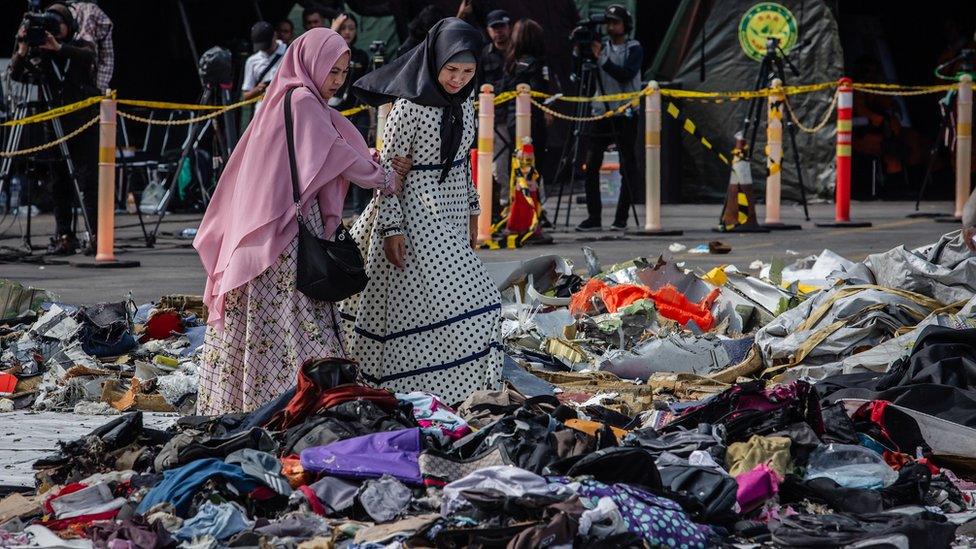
(736, 464, 780, 512)
(299, 428, 422, 485)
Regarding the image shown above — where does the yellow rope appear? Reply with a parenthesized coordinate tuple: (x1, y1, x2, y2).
(0, 116, 99, 157)
(783, 91, 839, 134)
(1, 95, 104, 127)
(852, 83, 958, 96)
(116, 95, 260, 111)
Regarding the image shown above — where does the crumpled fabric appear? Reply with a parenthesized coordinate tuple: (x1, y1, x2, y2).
(358, 475, 412, 523)
(578, 496, 628, 538)
(87, 514, 176, 549)
(441, 465, 569, 516)
(173, 502, 250, 541)
(397, 392, 471, 445)
(300, 428, 422, 485)
(570, 479, 714, 547)
(861, 231, 976, 305)
(736, 464, 781, 513)
(726, 435, 793, 477)
(135, 459, 257, 517)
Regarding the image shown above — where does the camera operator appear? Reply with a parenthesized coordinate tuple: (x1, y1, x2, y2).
(576, 4, 643, 232)
(66, 0, 113, 92)
(10, 3, 99, 255)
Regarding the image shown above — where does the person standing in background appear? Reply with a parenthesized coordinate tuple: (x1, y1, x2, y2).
(67, 0, 113, 92)
(303, 5, 333, 31)
(241, 22, 286, 112)
(481, 9, 512, 218)
(330, 13, 374, 213)
(576, 4, 643, 232)
(502, 19, 552, 193)
(275, 19, 295, 45)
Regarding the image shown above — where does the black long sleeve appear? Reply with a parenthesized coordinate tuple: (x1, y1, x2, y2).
(600, 42, 643, 84)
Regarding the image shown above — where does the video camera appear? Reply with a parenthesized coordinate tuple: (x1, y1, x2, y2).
(18, 9, 61, 49)
(369, 40, 386, 69)
(198, 47, 233, 87)
(570, 14, 606, 58)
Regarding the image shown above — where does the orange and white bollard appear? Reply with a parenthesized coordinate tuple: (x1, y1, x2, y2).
(76, 91, 139, 268)
(631, 81, 681, 236)
(375, 103, 391, 152)
(515, 84, 530, 147)
(955, 74, 973, 220)
(817, 78, 871, 228)
(762, 79, 800, 230)
(476, 84, 494, 243)
(95, 92, 116, 262)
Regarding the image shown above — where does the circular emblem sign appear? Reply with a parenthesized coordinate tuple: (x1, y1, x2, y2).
(738, 2, 799, 62)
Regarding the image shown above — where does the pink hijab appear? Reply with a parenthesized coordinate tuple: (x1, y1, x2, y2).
(194, 28, 373, 329)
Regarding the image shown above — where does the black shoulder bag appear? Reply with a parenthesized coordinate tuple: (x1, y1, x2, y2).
(283, 87, 369, 302)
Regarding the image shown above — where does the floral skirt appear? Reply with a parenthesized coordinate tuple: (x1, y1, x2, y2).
(197, 204, 343, 415)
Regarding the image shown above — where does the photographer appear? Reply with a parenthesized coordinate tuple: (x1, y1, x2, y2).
(10, 3, 99, 255)
(576, 4, 643, 232)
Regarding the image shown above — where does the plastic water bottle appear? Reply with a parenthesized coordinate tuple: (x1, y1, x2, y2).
(9, 177, 21, 210)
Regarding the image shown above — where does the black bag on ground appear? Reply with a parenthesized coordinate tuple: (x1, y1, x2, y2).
(283, 87, 368, 302)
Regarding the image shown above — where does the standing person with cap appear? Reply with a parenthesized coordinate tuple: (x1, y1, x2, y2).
(241, 21, 286, 111)
(482, 9, 513, 217)
(345, 18, 503, 404)
(576, 4, 644, 232)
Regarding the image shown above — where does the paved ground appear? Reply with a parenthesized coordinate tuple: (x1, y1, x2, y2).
(0, 200, 963, 304)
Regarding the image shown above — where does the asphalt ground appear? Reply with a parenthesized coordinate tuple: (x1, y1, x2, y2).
(0, 200, 963, 304)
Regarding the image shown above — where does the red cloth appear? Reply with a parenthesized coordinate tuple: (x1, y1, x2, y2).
(269, 359, 398, 430)
(141, 310, 185, 341)
(569, 279, 719, 331)
(298, 486, 327, 516)
(40, 509, 120, 531)
(43, 483, 88, 514)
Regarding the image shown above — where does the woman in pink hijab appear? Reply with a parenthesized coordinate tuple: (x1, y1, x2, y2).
(193, 28, 411, 415)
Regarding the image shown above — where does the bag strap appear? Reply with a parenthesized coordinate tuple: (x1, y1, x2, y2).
(283, 87, 302, 210)
(256, 53, 282, 85)
(328, 304, 348, 357)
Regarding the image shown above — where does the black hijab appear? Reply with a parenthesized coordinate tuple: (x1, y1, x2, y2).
(353, 18, 485, 182)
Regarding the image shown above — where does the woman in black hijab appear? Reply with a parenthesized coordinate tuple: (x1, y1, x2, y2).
(342, 18, 504, 405)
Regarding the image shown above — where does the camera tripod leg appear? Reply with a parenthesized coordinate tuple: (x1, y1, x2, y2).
(48, 113, 94, 243)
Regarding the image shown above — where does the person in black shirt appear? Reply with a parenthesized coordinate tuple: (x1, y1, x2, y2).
(331, 13, 373, 212)
(10, 3, 99, 255)
(502, 19, 552, 187)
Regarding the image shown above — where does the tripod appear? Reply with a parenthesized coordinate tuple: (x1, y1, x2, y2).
(738, 38, 810, 226)
(0, 65, 94, 253)
(552, 55, 640, 228)
(139, 83, 234, 247)
(912, 50, 974, 218)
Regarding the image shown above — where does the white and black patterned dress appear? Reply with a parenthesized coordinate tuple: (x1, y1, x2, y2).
(342, 97, 502, 404)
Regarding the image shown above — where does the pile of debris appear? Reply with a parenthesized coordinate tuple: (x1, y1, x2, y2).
(1, 231, 976, 547)
(0, 286, 205, 416)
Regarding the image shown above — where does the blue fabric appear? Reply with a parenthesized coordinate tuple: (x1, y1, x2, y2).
(573, 479, 714, 548)
(174, 501, 249, 541)
(135, 458, 257, 517)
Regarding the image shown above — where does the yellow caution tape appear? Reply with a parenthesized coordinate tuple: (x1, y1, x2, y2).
(1, 95, 104, 127)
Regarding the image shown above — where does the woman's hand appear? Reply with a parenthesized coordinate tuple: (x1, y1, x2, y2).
(383, 234, 406, 268)
(331, 14, 348, 32)
(391, 155, 412, 179)
(469, 216, 479, 249)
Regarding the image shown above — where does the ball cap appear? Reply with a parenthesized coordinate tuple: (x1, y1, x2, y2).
(604, 4, 629, 21)
(251, 21, 275, 52)
(486, 9, 511, 28)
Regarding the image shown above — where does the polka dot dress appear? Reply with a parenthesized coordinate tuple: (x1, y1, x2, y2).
(341, 97, 502, 405)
